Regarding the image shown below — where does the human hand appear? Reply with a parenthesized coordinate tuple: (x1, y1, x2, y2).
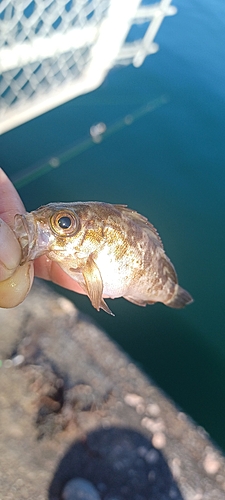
(0, 168, 85, 308)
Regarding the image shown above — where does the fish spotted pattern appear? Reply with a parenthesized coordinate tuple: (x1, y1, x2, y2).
(13, 202, 193, 315)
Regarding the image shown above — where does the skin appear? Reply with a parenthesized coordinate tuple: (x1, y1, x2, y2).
(0, 168, 85, 308)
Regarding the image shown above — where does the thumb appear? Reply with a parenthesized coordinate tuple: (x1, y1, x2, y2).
(0, 218, 34, 307)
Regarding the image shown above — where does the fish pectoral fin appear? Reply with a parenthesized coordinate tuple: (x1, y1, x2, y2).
(100, 298, 115, 316)
(82, 256, 103, 311)
(82, 256, 114, 315)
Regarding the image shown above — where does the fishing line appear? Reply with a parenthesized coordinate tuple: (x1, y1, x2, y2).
(13, 94, 168, 189)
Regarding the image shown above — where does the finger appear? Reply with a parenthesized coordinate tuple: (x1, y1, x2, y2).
(34, 256, 86, 295)
(0, 169, 87, 300)
(0, 168, 25, 227)
(0, 169, 34, 307)
(0, 218, 22, 281)
(0, 262, 34, 308)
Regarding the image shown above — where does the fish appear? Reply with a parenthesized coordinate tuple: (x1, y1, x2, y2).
(13, 202, 193, 315)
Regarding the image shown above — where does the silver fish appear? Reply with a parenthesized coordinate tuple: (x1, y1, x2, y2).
(14, 202, 193, 315)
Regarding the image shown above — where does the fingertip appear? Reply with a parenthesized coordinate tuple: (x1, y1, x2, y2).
(0, 219, 22, 281)
(0, 262, 34, 308)
(0, 169, 25, 227)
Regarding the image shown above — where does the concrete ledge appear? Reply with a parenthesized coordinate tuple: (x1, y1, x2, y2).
(0, 279, 225, 500)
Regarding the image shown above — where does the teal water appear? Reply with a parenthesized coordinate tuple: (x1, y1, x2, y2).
(1, 0, 225, 450)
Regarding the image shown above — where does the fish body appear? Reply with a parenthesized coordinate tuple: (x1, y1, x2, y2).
(14, 202, 193, 314)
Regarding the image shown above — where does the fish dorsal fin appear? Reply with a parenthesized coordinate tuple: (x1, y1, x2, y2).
(82, 255, 114, 315)
(114, 204, 164, 248)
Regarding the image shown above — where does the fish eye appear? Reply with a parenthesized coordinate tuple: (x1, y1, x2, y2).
(58, 216, 72, 229)
(50, 210, 79, 236)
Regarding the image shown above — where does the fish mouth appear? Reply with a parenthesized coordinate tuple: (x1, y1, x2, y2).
(14, 213, 51, 265)
(14, 214, 36, 264)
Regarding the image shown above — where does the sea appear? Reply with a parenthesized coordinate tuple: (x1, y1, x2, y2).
(1, 0, 225, 451)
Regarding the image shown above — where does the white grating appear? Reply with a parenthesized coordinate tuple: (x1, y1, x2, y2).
(0, 0, 177, 134)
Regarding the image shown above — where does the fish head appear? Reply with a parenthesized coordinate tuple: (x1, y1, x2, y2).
(14, 203, 81, 264)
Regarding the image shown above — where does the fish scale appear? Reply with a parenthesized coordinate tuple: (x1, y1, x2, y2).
(13, 201, 193, 315)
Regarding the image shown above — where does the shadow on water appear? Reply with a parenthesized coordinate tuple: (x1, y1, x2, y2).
(48, 427, 184, 500)
(51, 283, 225, 452)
